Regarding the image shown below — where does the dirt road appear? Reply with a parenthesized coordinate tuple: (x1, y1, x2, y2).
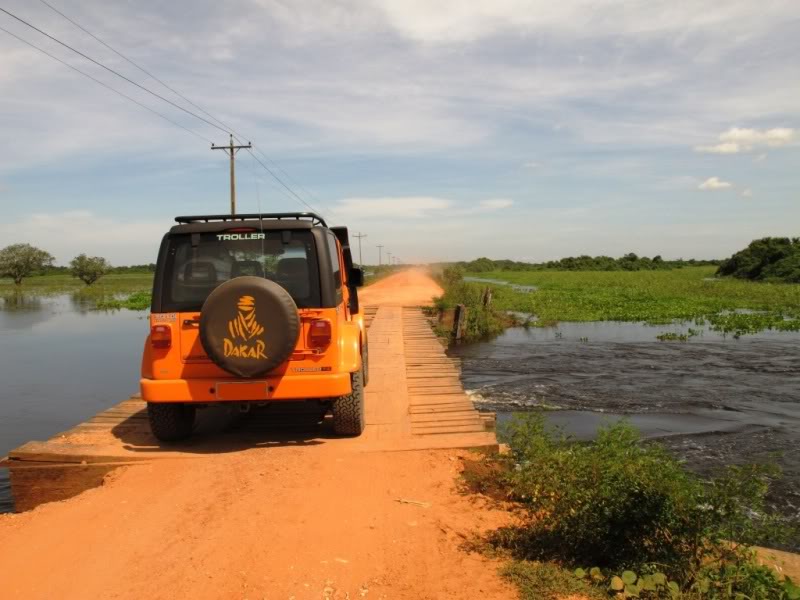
(359, 268, 443, 307)
(0, 270, 513, 600)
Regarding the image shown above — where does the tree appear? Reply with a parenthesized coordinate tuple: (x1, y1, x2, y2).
(0, 243, 55, 285)
(717, 237, 800, 282)
(70, 254, 110, 285)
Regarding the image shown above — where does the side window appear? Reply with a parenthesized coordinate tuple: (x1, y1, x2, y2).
(326, 232, 342, 291)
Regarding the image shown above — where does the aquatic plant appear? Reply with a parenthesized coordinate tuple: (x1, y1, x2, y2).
(473, 267, 799, 335)
(95, 291, 151, 311)
(656, 332, 689, 342)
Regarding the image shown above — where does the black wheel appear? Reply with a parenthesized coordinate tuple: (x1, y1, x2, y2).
(147, 402, 196, 442)
(332, 371, 365, 436)
(361, 341, 369, 387)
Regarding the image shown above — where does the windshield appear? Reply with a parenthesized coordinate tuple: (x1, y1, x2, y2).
(159, 230, 321, 311)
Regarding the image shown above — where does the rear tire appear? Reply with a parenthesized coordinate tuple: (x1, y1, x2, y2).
(362, 342, 370, 387)
(147, 402, 196, 442)
(332, 371, 365, 436)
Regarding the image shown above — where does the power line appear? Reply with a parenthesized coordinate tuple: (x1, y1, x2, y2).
(29, 1, 327, 216)
(0, 24, 213, 144)
(0, 5, 229, 135)
(35, 0, 242, 140)
(245, 148, 323, 215)
(2, 4, 325, 216)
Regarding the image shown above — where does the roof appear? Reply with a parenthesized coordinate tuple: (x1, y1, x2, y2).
(169, 212, 328, 234)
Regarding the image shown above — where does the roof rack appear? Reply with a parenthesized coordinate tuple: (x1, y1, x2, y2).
(174, 212, 327, 227)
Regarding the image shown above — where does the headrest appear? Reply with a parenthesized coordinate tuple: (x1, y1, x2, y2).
(183, 261, 217, 284)
(232, 260, 264, 278)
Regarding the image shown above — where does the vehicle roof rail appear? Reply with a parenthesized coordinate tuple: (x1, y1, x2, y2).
(174, 212, 327, 227)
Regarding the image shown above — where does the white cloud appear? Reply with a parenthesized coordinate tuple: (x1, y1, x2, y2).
(698, 176, 732, 190)
(721, 127, 794, 147)
(0, 211, 165, 264)
(522, 161, 542, 169)
(330, 195, 513, 221)
(478, 198, 514, 210)
(373, 0, 788, 44)
(741, 188, 753, 198)
(694, 142, 741, 154)
(331, 196, 453, 219)
(695, 127, 795, 154)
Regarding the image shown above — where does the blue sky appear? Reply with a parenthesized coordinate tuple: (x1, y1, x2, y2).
(0, 0, 798, 265)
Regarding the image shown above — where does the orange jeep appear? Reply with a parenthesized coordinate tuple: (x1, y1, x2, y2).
(140, 212, 368, 441)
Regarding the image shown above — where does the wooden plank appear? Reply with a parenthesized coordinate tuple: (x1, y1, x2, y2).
(410, 414, 484, 424)
(411, 424, 487, 435)
(8, 442, 154, 465)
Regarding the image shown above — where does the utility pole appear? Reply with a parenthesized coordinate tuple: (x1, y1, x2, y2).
(211, 134, 252, 215)
(386, 251, 392, 265)
(376, 245, 384, 266)
(353, 232, 367, 266)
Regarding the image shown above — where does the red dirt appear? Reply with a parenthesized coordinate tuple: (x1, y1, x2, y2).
(0, 448, 514, 599)
(359, 268, 443, 307)
(0, 270, 515, 599)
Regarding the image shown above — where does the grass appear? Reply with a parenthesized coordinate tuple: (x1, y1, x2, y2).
(467, 415, 800, 600)
(474, 267, 800, 335)
(95, 290, 152, 311)
(0, 273, 153, 311)
(502, 561, 603, 600)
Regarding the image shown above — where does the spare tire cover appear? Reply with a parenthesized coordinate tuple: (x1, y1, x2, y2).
(199, 276, 300, 378)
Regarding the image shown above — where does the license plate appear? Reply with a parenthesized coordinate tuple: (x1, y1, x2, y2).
(215, 381, 269, 401)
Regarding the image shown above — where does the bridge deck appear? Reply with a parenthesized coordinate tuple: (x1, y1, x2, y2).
(1, 304, 495, 511)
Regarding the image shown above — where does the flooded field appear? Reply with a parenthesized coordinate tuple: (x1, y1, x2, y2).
(450, 321, 800, 524)
(0, 294, 145, 513)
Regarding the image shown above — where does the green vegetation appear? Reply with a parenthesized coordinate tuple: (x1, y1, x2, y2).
(69, 253, 111, 285)
(471, 267, 800, 335)
(432, 266, 509, 341)
(43, 263, 155, 275)
(0, 273, 153, 311)
(718, 237, 800, 283)
(0, 243, 55, 285)
(468, 415, 799, 600)
(95, 290, 151, 311)
(656, 329, 700, 342)
(452, 254, 719, 273)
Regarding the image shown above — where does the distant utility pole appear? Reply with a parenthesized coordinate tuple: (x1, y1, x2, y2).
(376, 245, 384, 266)
(211, 134, 252, 215)
(353, 232, 367, 266)
(386, 251, 392, 265)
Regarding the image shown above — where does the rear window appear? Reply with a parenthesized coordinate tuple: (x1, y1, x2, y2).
(159, 230, 321, 311)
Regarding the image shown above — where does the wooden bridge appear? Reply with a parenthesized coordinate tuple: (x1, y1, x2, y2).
(1, 302, 496, 512)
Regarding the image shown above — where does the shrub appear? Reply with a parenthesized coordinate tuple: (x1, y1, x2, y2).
(488, 415, 795, 587)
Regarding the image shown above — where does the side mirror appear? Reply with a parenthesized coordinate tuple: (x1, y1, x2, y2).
(349, 267, 365, 288)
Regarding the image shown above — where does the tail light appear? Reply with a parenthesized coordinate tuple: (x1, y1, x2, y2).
(151, 324, 172, 349)
(309, 319, 332, 348)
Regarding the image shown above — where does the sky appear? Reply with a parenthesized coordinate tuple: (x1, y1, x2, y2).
(0, 0, 798, 266)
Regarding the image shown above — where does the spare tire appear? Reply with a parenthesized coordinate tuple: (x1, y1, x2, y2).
(199, 276, 300, 378)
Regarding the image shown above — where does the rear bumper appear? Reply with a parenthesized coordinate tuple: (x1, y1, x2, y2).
(140, 372, 352, 403)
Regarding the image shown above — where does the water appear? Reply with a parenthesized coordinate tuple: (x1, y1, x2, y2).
(0, 293, 146, 513)
(451, 321, 800, 522)
(464, 276, 537, 293)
